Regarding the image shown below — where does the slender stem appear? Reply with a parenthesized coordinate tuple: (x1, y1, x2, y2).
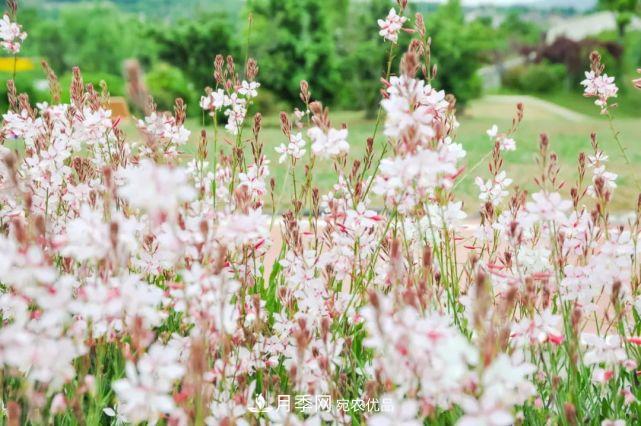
(606, 109, 640, 190)
(11, 54, 17, 81)
(453, 151, 492, 190)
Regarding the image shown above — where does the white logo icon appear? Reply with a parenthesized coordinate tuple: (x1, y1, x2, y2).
(248, 394, 274, 413)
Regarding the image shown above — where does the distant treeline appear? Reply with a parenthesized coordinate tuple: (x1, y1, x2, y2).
(10, 0, 544, 114)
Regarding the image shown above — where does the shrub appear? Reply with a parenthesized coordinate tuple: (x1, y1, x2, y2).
(251, 0, 342, 105)
(148, 13, 237, 90)
(503, 62, 568, 93)
(534, 36, 624, 85)
(426, 1, 494, 108)
(59, 71, 126, 98)
(145, 62, 197, 112)
(250, 88, 288, 116)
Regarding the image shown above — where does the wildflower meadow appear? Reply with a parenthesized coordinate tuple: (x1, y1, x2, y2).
(2, 0, 641, 425)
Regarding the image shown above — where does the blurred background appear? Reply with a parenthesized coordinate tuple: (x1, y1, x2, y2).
(8, 0, 641, 115)
(6, 0, 641, 209)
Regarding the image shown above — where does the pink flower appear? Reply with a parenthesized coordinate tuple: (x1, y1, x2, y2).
(486, 125, 516, 151)
(475, 171, 512, 206)
(525, 191, 571, 223)
(238, 80, 260, 98)
(378, 8, 407, 43)
(308, 126, 349, 158)
(592, 368, 614, 384)
(602, 420, 625, 426)
(581, 71, 618, 112)
(581, 334, 626, 366)
(50, 393, 67, 414)
(275, 132, 306, 163)
(510, 309, 564, 347)
(0, 14, 26, 53)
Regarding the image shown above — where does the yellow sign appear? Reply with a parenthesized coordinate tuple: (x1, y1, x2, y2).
(0, 57, 35, 72)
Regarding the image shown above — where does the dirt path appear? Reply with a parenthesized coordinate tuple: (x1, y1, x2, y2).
(480, 94, 589, 123)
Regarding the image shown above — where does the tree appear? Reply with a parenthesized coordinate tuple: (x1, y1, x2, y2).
(425, 0, 495, 108)
(249, 0, 341, 105)
(334, 0, 390, 114)
(599, 0, 641, 36)
(498, 11, 543, 47)
(149, 14, 238, 90)
(26, 3, 155, 75)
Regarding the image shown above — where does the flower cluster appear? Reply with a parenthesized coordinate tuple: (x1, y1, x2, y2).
(1, 4, 641, 426)
(0, 13, 26, 53)
(581, 52, 618, 113)
(199, 55, 260, 135)
(378, 8, 407, 44)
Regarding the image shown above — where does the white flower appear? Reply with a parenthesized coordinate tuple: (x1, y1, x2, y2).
(486, 125, 516, 151)
(103, 406, 128, 425)
(587, 150, 608, 168)
(381, 76, 448, 143)
(200, 89, 226, 111)
(308, 127, 349, 158)
(59, 204, 110, 262)
(510, 309, 564, 347)
(484, 352, 536, 406)
(475, 171, 512, 206)
(377, 8, 407, 43)
(238, 80, 260, 98)
(118, 160, 195, 219)
(587, 165, 617, 198)
(275, 132, 307, 163)
(218, 210, 269, 248)
(498, 136, 516, 151)
(602, 420, 626, 426)
(224, 101, 247, 135)
(137, 112, 190, 147)
(112, 339, 186, 424)
(457, 396, 513, 426)
(0, 14, 26, 53)
(581, 334, 626, 366)
(525, 191, 571, 223)
(581, 71, 618, 111)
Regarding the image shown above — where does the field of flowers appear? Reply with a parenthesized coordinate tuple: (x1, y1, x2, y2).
(2, 0, 641, 424)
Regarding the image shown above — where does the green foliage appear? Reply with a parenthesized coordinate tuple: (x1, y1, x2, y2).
(250, 0, 342, 104)
(503, 62, 568, 93)
(27, 0, 244, 20)
(18, 0, 505, 113)
(425, 0, 493, 108)
(251, 88, 289, 115)
(598, 0, 641, 35)
(592, 29, 641, 74)
(145, 62, 197, 112)
(0, 70, 49, 111)
(0, 70, 127, 113)
(148, 13, 238, 90)
(25, 3, 156, 75)
(498, 11, 543, 47)
(60, 71, 126, 97)
(334, 0, 389, 115)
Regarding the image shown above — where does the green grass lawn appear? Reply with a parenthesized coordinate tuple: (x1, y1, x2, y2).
(147, 94, 641, 212)
(519, 88, 641, 119)
(453, 95, 641, 212)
